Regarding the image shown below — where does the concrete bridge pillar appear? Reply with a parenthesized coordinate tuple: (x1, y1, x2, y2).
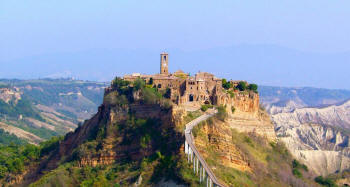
(199, 164, 202, 183)
(191, 148, 193, 163)
(193, 156, 196, 173)
(196, 158, 199, 175)
(202, 167, 205, 182)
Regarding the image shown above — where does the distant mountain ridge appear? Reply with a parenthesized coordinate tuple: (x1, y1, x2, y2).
(259, 86, 350, 114)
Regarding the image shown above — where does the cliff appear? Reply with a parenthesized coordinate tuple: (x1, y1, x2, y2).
(18, 80, 198, 186)
(192, 117, 317, 186)
(225, 91, 276, 140)
(13, 79, 280, 186)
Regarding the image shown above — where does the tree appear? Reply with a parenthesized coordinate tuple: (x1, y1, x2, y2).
(148, 78, 153, 85)
(236, 81, 247, 91)
(222, 79, 232, 89)
(248, 84, 258, 93)
(133, 78, 145, 91)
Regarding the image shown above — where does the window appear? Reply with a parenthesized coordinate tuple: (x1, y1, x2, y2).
(164, 56, 166, 61)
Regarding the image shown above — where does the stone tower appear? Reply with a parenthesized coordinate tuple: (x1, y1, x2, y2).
(160, 52, 169, 75)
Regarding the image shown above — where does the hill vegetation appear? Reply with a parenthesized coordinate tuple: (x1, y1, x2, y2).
(0, 79, 107, 145)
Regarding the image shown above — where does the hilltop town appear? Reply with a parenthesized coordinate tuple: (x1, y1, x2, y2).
(123, 53, 256, 108)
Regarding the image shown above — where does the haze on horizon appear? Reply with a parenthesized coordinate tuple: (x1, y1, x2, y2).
(1, 1, 349, 89)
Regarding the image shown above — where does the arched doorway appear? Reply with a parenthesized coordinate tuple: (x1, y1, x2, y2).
(189, 94, 194, 102)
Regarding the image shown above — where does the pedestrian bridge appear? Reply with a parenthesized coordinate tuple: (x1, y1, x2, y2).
(184, 109, 226, 187)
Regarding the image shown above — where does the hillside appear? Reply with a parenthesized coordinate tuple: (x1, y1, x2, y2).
(0, 77, 321, 186)
(0, 79, 107, 144)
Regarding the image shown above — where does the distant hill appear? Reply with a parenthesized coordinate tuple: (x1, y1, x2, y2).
(259, 86, 350, 114)
(0, 79, 108, 144)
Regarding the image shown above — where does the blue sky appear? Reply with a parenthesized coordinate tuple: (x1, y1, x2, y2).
(1, 1, 350, 89)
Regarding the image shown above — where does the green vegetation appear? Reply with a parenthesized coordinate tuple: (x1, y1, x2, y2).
(222, 79, 232, 90)
(111, 77, 170, 106)
(142, 87, 163, 104)
(0, 135, 63, 181)
(231, 106, 236, 113)
(29, 110, 202, 186)
(0, 79, 107, 144)
(0, 99, 42, 120)
(236, 81, 247, 91)
(200, 104, 213, 112)
(112, 77, 132, 95)
(248, 84, 258, 93)
(227, 90, 235, 98)
(0, 129, 26, 145)
(222, 79, 258, 94)
(290, 159, 308, 178)
(314, 176, 336, 187)
(216, 105, 227, 121)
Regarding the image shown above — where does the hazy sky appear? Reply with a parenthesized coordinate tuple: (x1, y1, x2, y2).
(1, 1, 350, 89)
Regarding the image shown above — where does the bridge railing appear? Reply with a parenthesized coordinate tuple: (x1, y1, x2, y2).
(184, 111, 226, 187)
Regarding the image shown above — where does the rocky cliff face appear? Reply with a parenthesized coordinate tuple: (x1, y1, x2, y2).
(20, 84, 187, 185)
(193, 117, 316, 186)
(18, 82, 278, 186)
(194, 120, 251, 172)
(272, 100, 350, 176)
(225, 92, 276, 140)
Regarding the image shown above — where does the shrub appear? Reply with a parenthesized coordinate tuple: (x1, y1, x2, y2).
(292, 159, 308, 171)
(140, 134, 151, 148)
(236, 81, 247, 91)
(222, 79, 232, 90)
(292, 168, 302, 178)
(104, 92, 128, 107)
(142, 87, 162, 104)
(227, 90, 235, 98)
(0, 165, 7, 178)
(248, 84, 258, 93)
(314, 176, 336, 187)
(201, 104, 213, 112)
(216, 106, 227, 121)
(112, 77, 130, 92)
(40, 136, 63, 156)
(231, 106, 235, 113)
(133, 78, 145, 91)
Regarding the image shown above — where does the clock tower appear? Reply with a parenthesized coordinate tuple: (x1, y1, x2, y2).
(160, 52, 169, 75)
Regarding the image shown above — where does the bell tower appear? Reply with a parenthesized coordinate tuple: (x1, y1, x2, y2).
(160, 52, 169, 75)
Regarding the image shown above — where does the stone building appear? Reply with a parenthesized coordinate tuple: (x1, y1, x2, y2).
(123, 53, 225, 105)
